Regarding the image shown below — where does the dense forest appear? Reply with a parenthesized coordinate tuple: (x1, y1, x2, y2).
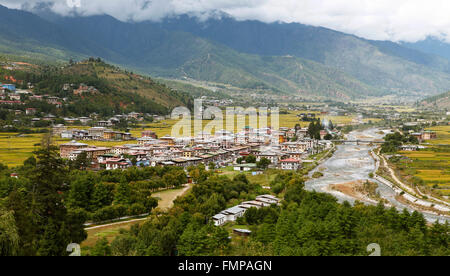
(0, 136, 448, 256)
(97, 171, 448, 256)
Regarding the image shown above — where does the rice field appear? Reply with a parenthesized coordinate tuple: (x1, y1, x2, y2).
(0, 133, 44, 167)
(398, 126, 450, 196)
(425, 125, 450, 145)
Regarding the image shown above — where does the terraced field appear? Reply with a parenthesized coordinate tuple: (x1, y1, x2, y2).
(0, 133, 43, 167)
(425, 125, 450, 145)
(397, 126, 450, 197)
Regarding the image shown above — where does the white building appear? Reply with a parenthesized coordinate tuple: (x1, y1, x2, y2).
(280, 158, 302, 171)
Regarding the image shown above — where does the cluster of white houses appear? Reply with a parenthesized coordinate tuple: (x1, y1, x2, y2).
(212, 195, 281, 226)
(54, 125, 135, 141)
(59, 126, 333, 171)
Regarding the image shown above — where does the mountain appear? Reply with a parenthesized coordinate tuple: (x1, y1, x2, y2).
(153, 15, 450, 97)
(420, 91, 450, 110)
(1, 5, 450, 100)
(402, 37, 450, 62)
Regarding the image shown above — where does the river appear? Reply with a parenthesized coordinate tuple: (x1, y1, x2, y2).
(305, 128, 449, 223)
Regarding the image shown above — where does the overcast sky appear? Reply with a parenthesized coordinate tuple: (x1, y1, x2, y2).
(1, 0, 450, 43)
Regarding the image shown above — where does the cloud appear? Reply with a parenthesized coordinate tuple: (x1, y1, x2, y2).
(2, 0, 450, 43)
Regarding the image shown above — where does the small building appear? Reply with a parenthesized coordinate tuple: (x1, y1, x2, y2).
(234, 163, 257, 172)
(60, 141, 88, 158)
(25, 108, 37, 115)
(2, 84, 16, 92)
(422, 131, 437, 140)
(233, 229, 252, 237)
(142, 130, 157, 139)
(280, 158, 302, 171)
(212, 214, 227, 226)
(220, 206, 246, 222)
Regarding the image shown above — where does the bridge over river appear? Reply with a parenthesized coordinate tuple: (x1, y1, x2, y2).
(331, 140, 385, 144)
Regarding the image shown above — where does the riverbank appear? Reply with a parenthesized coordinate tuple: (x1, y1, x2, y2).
(305, 128, 450, 223)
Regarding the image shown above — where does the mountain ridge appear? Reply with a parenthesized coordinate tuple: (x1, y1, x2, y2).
(1, 5, 450, 100)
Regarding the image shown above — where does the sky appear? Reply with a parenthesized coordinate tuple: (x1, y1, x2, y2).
(1, 0, 450, 43)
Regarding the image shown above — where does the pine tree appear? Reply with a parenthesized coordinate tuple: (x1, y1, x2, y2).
(0, 208, 20, 256)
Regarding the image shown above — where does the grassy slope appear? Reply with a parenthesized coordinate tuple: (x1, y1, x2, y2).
(64, 61, 191, 109)
(421, 91, 450, 110)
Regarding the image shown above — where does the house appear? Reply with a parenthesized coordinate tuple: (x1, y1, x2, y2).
(78, 117, 92, 125)
(256, 151, 280, 165)
(234, 163, 257, 172)
(0, 100, 22, 105)
(88, 127, 107, 138)
(106, 158, 130, 170)
(212, 214, 227, 226)
(9, 94, 21, 101)
(256, 195, 281, 205)
(2, 84, 15, 92)
(43, 114, 56, 121)
(74, 84, 98, 95)
(46, 96, 60, 104)
(52, 124, 67, 136)
(399, 145, 419, 151)
(280, 158, 302, 171)
(29, 95, 43, 101)
(142, 130, 157, 139)
(60, 141, 88, 158)
(220, 206, 246, 222)
(97, 121, 110, 127)
(61, 131, 73, 139)
(25, 108, 37, 115)
(233, 229, 252, 237)
(137, 137, 156, 145)
(103, 131, 116, 140)
(422, 131, 437, 140)
(212, 195, 280, 226)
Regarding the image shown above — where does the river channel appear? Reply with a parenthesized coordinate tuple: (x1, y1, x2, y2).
(305, 128, 449, 223)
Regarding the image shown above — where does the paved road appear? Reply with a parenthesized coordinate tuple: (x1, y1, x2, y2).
(85, 184, 192, 230)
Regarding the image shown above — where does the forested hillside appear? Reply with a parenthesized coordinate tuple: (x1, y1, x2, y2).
(89, 169, 450, 256)
(0, 57, 193, 116)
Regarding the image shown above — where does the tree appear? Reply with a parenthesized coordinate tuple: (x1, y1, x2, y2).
(177, 223, 209, 256)
(244, 207, 260, 225)
(111, 235, 136, 256)
(257, 158, 271, 170)
(73, 151, 91, 170)
(67, 174, 95, 211)
(0, 208, 20, 256)
(90, 237, 111, 256)
(245, 155, 257, 164)
(114, 182, 131, 205)
(30, 135, 86, 255)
